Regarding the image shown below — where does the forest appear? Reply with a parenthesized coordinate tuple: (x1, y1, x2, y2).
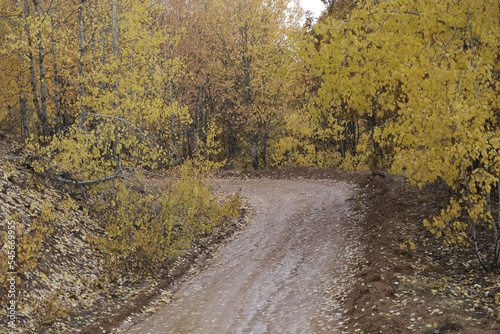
(1, 0, 497, 175)
(0, 0, 499, 331)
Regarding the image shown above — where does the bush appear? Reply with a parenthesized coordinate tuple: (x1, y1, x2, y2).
(92, 163, 241, 280)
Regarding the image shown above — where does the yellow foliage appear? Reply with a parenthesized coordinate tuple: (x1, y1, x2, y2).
(304, 0, 499, 269)
(16, 213, 49, 274)
(270, 136, 316, 168)
(401, 238, 417, 251)
(93, 163, 241, 279)
(0, 212, 49, 280)
(33, 285, 68, 326)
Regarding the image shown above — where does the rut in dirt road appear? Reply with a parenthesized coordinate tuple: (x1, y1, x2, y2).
(123, 179, 361, 334)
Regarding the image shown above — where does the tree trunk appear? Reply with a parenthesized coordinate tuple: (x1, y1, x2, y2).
(112, 0, 119, 94)
(251, 136, 258, 169)
(261, 126, 268, 168)
(167, 42, 178, 165)
(19, 88, 29, 140)
(261, 76, 268, 168)
(171, 112, 177, 165)
(462, 167, 489, 271)
(17, 6, 30, 139)
(244, 64, 258, 168)
(193, 85, 204, 157)
(240, 19, 258, 169)
(100, 12, 106, 90)
(50, 13, 61, 134)
(24, 0, 45, 137)
(494, 181, 500, 269)
(33, 0, 49, 137)
(202, 110, 207, 157)
(90, 7, 97, 72)
(183, 118, 189, 159)
(78, 0, 86, 128)
(288, 135, 294, 168)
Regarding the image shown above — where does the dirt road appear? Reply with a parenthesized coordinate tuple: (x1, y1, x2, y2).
(124, 179, 361, 334)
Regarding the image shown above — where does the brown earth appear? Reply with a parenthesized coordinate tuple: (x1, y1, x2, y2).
(0, 134, 249, 334)
(2, 138, 499, 334)
(341, 169, 499, 334)
(116, 167, 500, 334)
(119, 177, 362, 333)
(225, 168, 500, 334)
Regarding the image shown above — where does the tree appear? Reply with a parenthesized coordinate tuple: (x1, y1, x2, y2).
(305, 0, 500, 270)
(0, 0, 84, 138)
(154, 0, 305, 168)
(208, 0, 303, 168)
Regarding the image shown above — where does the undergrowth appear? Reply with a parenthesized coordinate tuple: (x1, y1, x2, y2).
(91, 163, 242, 280)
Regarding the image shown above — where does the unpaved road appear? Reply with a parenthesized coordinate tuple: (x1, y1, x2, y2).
(124, 179, 360, 334)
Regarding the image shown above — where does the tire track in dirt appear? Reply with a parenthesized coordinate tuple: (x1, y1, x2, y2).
(123, 179, 361, 334)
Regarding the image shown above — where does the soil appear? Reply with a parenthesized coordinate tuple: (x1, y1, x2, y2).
(3, 140, 499, 334)
(115, 167, 500, 334)
(119, 177, 362, 333)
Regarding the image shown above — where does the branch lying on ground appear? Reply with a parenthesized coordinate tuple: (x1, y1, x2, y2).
(51, 166, 182, 189)
(121, 166, 182, 180)
(51, 173, 125, 186)
(0, 155, 24, 160)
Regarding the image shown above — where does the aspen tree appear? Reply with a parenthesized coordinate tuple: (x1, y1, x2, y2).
(0, 1, 27, 137)
(23, 0, 45, 136)
(305, 0, 500, 270)
(49, 8, 61, 133)
(208, 0, 302, 168)
(32, 0, 49, 137)
(77, 0, 86, 128)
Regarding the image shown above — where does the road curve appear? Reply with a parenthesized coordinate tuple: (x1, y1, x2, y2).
(124, 179, 359, 334)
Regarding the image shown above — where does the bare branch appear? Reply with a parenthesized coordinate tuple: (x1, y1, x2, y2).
(52, 165, 182, 192)
(87, 113, 154, 142)
(136, 177, 163, 197)
(432, 27, 457, 62)
(0, 155, 25, 161)
(334, 1, 358, 21)
(121, 166, 182, 180)
(332, 9, 422, 29)
(52, 173, 125, 186)
(398, 10, 421, 16)
(373, 15, 391, 33)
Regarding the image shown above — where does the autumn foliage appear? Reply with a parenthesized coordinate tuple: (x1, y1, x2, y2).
(0, 1, 244, 326)
(1, 0, 500, 325)
(306, 0, 500, 270)
(92, 164, 241, 279)
(1, 0, 500, 332)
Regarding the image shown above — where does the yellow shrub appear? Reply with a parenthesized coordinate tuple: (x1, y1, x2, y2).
(93, 163, 241, 280)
